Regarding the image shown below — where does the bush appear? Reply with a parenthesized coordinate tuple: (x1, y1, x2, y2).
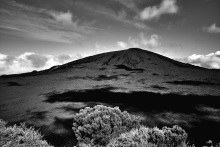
(107, 126, 156, 147)
(0, 119, 52, 147)
(72, 105, 142, 146)
(107, 125, 188, 147)
(162, 125, 188, 146)
(148, 127, 165, 145)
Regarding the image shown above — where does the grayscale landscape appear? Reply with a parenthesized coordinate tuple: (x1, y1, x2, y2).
(0, 0, 220, 147)
(1, 48, 220, 146)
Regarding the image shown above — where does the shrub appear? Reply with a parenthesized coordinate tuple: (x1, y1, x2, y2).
(72, 105, 142, 146)
(214, 143, 220, 147)
(0, 119, 52, 147)
(148, 127, 165, 145)
(162, 125, 188, 146)
(107, 126, 156, 147)
(107, 125, 188, 147)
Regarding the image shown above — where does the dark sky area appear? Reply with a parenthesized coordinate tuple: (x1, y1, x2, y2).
(0, 0, 220, 74)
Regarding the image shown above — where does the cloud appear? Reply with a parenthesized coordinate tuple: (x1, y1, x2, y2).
(0, 1, 96, 44)
(0, 52, 81, 75)
(181, 51, 220, 69)
(85, 3, 149, 29)
(0, 53, 7, 60)
(112, 0, 138, 11)
(26, 53, 49, 68)
(55, 54, 73, 64)
(95, 43, 109, 54)
(49, 11, 73, 26)
(118, 32, 161, 49)
(138, 33, 160, 48)
(117, 41, 128, 49)
(139, 0, 178, 20)
(203, 23, 220, 34)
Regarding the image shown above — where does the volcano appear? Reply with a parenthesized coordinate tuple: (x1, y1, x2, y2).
(0, 48, 220, 147)
(1, 48, 220, 95)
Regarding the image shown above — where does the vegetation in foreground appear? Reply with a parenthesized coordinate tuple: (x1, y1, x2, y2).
(1, 105, 220, 147)
(0, 119, 52, 147)
(72, 105, 142, 146)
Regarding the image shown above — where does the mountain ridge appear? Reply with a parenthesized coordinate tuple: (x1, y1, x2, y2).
(1, 48, 219, 77)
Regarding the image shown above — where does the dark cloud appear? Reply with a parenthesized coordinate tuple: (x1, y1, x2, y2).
(55, 54, 72, 64)
(0, 54, 15, 66)
(4, 56, 15, 65)
(26, 54, 49, 68)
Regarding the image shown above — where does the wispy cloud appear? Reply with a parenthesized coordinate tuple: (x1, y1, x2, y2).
(117, 32, 161, 49)
(0, 52, 81, 75)
(0, 0, 96, 43)
(203, 23, 220, 34)
(106, 0, 179, 29)
(84, 2, 149, 30)
(180, 51, 220, 69)
(111, 0, 139, 12)
(117, 10, 148, 29)
(139, 0, 178, 21)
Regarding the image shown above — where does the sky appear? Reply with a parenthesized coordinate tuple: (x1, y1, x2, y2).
(0, 0, 220, 75)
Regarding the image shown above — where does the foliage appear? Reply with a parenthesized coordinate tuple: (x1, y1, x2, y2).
(0, 119, 52, 147)
(1, 105, 220, 147)
(162, 125, 188, 146)
(107, 126, 156, 147)
(148, 127, 165, 145)
(72, 105, 142, 146)
(107, 125, 188, 147)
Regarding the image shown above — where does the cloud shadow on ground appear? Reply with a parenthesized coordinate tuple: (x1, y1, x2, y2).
(166, 80, 220, 86)
(9, 87, 219, 147)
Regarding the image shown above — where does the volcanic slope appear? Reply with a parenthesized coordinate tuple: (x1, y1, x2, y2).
(1, 48, 220, 96)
